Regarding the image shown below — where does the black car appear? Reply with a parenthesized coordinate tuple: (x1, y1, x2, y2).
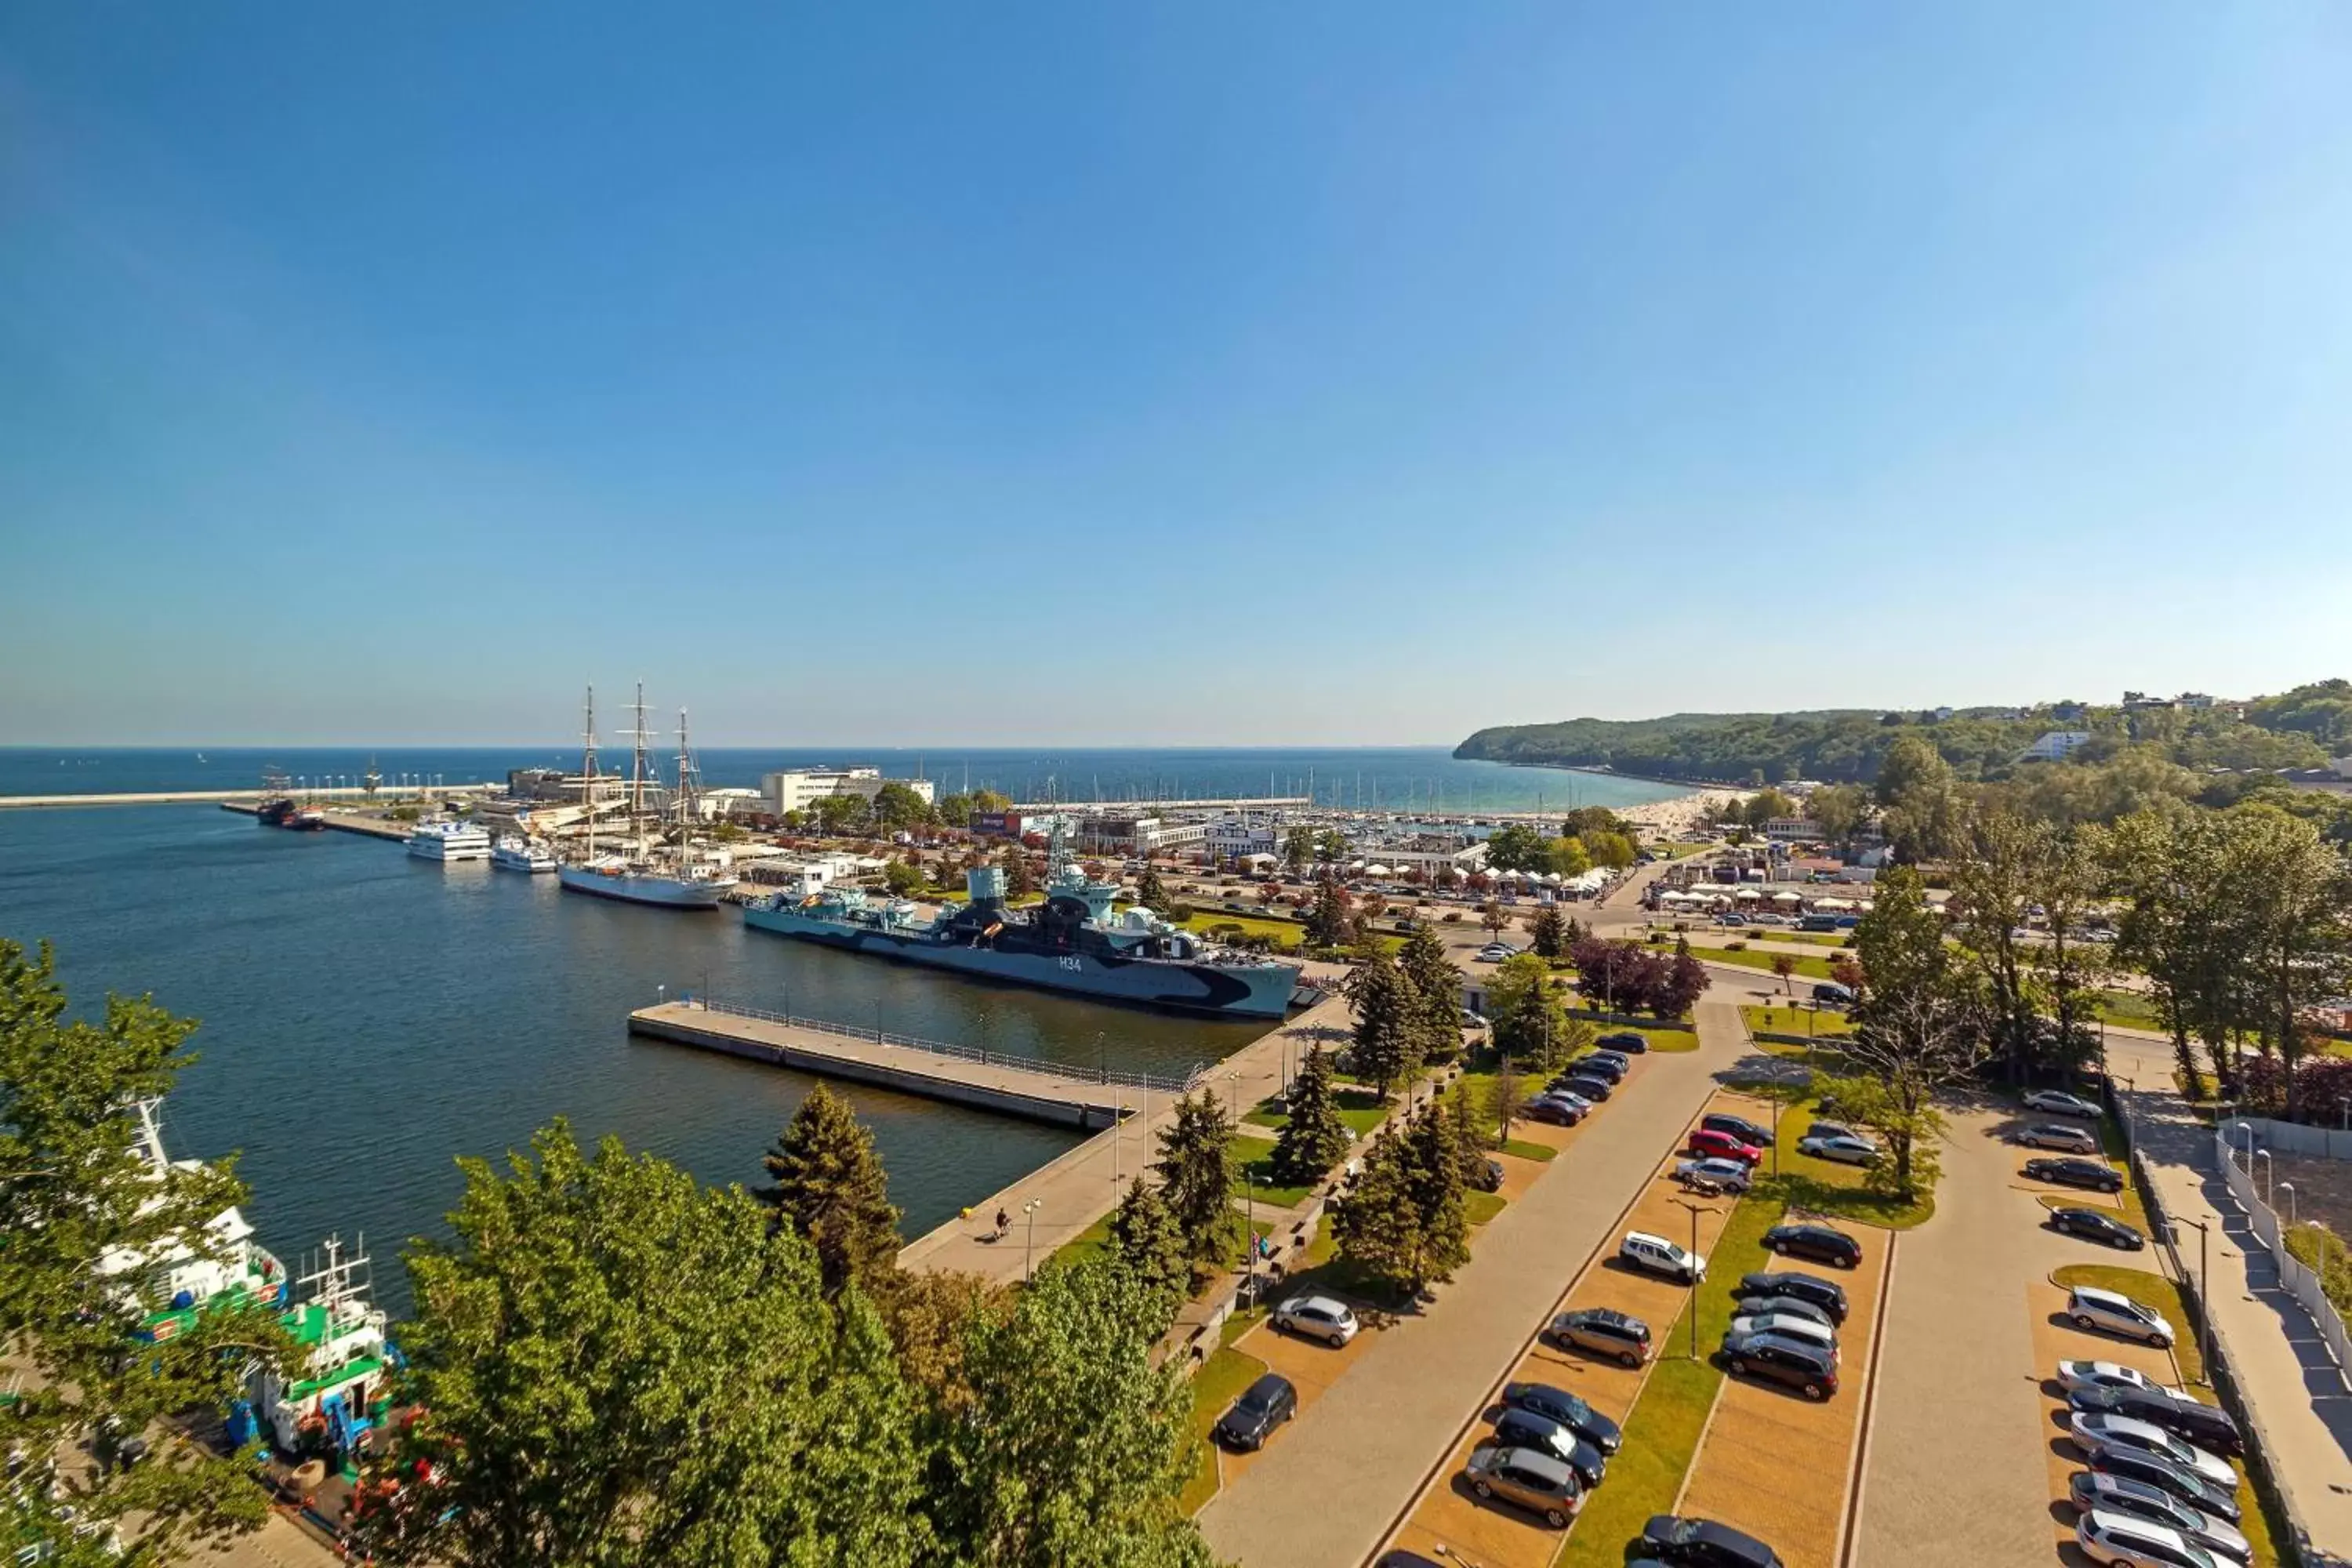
(1524, 1098, 1587, 1127)
(1575, 1053, 1630, 1083)
(1500, 1381, 1623, 1454)
(1548, 1307, 1653, 1368)
(2070, 1385, 2243, 1458)
(1701, 1112, 1771, 1149)
(1489, 1409, 1607, 1489)
(1472, 1158, 1506, 1193)
(1760, 1223, 1863, 1269)
(1735, 1271, 1849, 1323)
(2024, 1156, 2124, 1192)
(2089, 1446, 2242, 1522)
(1559, 1073, 1615, 1102)
(2050, 1206, 2146, 1250)
(1599, 1031, 1649, 1053)
(1374, 1555, 1446, 1568)
(1719, 1330, 1838, 1401)
(1638, 1512, 1786, 1567)
(1213, 1372, 1297, 1451)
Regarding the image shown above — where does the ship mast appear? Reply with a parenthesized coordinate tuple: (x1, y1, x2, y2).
(581, 685, 599, 858)
(674, 709, 703, 833)
(628, 681, 652, 852)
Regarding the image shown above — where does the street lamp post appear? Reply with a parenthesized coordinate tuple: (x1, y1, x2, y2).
(2169, 1215, 2214, 1385)
(2281, 1182, 2298, 1228)
(1669, 1198, 1713, 1360)
(1022, 1199, 1042, 1283)
(2256, 1149, 2274, 1209)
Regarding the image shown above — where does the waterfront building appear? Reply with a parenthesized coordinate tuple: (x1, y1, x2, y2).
(761, 768, 936, 815)
(1076, 814, 1210, 856)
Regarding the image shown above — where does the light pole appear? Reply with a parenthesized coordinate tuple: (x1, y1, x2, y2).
(2169, 1215, 2214, 1385)
(1245, 1168, 1257, 1301)
(1770, 1094, 1782, 1181)
(1669, 1198, 1714, 1360)
(2256, 1149, 2274, 1209)
(2281, 1182, 2298, 1228)
(1022, 1198, 1042, 1282)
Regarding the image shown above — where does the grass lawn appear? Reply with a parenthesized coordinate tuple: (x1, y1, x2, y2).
(2092, 988, 2165, 1030)
(1231, 1149, 1316, 1210)
(1684, 945, 1837, 980)
(2283, 1223, 2352, 1331)
(1047, 1214, 1114, 1271)
(1741, 1004, 1856, 1040)
(1242, 1101, 1389, 1138)
(1465, 1189, 1507, 1226)
(1177, 912, 1305, 951)
(1755, 1096, 1936, 1230)
(1617, 1023, 1702, 1053)
(1501, 1138, 1559, 1162)
(1177, 1345, 1267, 1514)
(2047, 1262, 2281, 1566)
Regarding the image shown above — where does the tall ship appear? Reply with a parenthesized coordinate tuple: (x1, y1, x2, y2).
(743, 833, 1304, 1018)
(406, 819, 492, 862)
(556, 684, 739, 909)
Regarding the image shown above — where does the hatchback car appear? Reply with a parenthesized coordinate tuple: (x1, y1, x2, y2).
(1270, 1294, 1359, 1345)
(1599, 1031, 1649, 1053)
(1213, 1372, 1297, 1451)
(1636, 1513, 1784, 1567)
(1761, 1223, 1863, 1269)
(2069, 1286, 2176, 1348)
(1674, 1157, 1754, 1196)
(1719, 1329, 1838, 1400)
(1727, 1311, 1836, 1354)
(1700, 1112, 1770, 1147)
(2028, 1089, 2104, 1119)
(2089, 1448, 2241, 1523)
(2053, 1207, 2147, 1250)
(2020, 1123, 2103, 1154)
(2027, 1156, 2125, 1192)
(1501, 1381, 1622, 1454)
(1524, 1098, 1588, 1127)
(1548, 1307, 1653, 1368)
(2059, 1360, 2165, 1396)
(1488, 1410, 1607, 1489)
(2069, 1471, 2250, 1563)
(1735, 1271, 1849, 1323)
(1688, 1129, 1763, 1165)
(2071, 1387, 2243, 1459)
(1797, 1133, 1879, 1166)
(1621, 1231, 1705, 1283)
(2076, 1507, 2223, 1568)
(1462, 1445, 1582, 1528)
(1805, 1120, 1866, 1145)
(2069, 1414, 2235, 1490)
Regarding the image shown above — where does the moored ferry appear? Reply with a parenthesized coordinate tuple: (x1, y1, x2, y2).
(490, 835, 558, 873)
(405, 820, 491, 862)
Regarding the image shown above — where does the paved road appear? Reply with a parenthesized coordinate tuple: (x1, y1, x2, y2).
(1196, 999, 1755, 1568)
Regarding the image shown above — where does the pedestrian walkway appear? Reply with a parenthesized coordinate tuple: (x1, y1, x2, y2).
(1197, 999, 1754, 1568)
(2107, 1029, 2352, 1560)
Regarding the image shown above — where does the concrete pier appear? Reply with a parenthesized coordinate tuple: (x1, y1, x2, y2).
(0, 785, 485, 810)
(216, 801, 414, 842)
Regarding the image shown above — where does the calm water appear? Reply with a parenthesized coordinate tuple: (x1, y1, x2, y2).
(1, 746, 1689, 817)
(0, 805, 1279, 1314)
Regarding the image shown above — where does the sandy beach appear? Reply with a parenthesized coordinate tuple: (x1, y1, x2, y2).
(1618, 787, 1750, 838)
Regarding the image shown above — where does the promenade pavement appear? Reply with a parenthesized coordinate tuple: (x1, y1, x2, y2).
(190, 1516, 345, 1568)
(1196, 998, 1754, 1568)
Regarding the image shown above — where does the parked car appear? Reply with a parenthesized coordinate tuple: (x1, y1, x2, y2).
(2070, 1386, 2243, 1458)
(1688, 1128, 1763, 1165)
(2028, 1089, 2104, 1119)
(1700, 1112, 1771, 1147)
(1636, 1513, 1786, 1568)
(1598, 1031, 1649, 1053)
(1674, 1157, 1754, 1196)
(1732, 1294, 1835, 1331)
(2052, 1207, 2147, 1250)
(2027, 1156, 2125, 1192)
(2019, 1123, 2103, 1154)
(1560, 1073, 1616, 1102)
(1810, 982, 1855, 1006)
(2076, 1507, 2225, 1568)
(1761, 1223, 1863, 1269)
(1735, 1271, 1849, 1323)
(1594, 1048, 1635, 1072)
(2088, 1447, 2242, 1523)
(1213, 1372, 1297, 1450)
(1797, 1133, 1880, 1166)
(1575, 1053, 1630, 1083)
(2069, 1471, 2251, 1563)
(1374, 1554, 1449, 1568)
(2069, 1414, 2235, 1490)
(1621, 1231, 1706, 1283)
(1462, 1445, 1582, 1528)
(2069, 1287, 2175, 1348)
(1488, 1409, 1607, 1489)
(1501, 1381, 1623, 1454)
(1548, 1307, 1653, 1368)
(2059, 1360, 2167, 1396)
(1472, 1158, 1506, 1193)
(1719, 1329, 1838, 1400)
(1524, 1098, 1588, 1127)
(1727, 1311, 1836, 1354)
(1270, 1294, 1359, 1345)
(1458, 1008, 1489, 1029)
(1805, 1119, 1865, 1145)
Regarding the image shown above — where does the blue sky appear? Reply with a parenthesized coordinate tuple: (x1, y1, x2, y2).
(3, 5, 2348, 746)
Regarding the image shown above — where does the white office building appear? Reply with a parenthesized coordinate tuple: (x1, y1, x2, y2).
(760, 768, 937, 815)
(2020, 731, 2093, 763)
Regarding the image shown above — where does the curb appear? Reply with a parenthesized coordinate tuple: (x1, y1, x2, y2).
(1834, 1230, 1899, 1568)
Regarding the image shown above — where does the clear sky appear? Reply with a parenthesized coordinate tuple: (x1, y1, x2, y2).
(3, 5, 2349, 746)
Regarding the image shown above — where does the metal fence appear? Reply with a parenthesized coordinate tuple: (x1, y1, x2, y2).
(683, 994, 1207, 1097)
(2216, 1120, 2352, 1384)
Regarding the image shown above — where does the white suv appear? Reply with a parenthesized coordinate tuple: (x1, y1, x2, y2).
(1620, 1231, 1705, 1283)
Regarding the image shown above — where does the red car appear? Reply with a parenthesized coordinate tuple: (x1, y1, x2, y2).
(1687, 1128, 1764, 1166)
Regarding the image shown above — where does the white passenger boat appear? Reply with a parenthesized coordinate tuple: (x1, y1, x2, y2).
(406, 819, 491, 862)
(490, 835, 558, 873)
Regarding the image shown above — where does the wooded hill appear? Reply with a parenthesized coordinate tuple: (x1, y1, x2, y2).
(1455, 680, 2352, 786)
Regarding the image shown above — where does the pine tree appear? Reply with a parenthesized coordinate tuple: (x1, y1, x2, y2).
(1270, 1046, 1352, 1187)
(1403, 1106, 1472, 1288)
(1396, 924, 1466, 1065)
(1304, 873, 1352, 947)
(1345, 946, 1415, 1099)
(759, 1083, 904, 1298)
(1136, 862, 1171, 913)
(1105, 1178, 1191, 1322)
(1152, 1091, 1241, 1270)
(1000, 843, 1037, 897)
(1330, 1132, 1421, 1298)
(1529, 905, 1566, 959)
(1443, 1080, 1488, 1183)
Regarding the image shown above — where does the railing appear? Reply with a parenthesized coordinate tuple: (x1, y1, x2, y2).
(682, 995, 1207, 1096)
